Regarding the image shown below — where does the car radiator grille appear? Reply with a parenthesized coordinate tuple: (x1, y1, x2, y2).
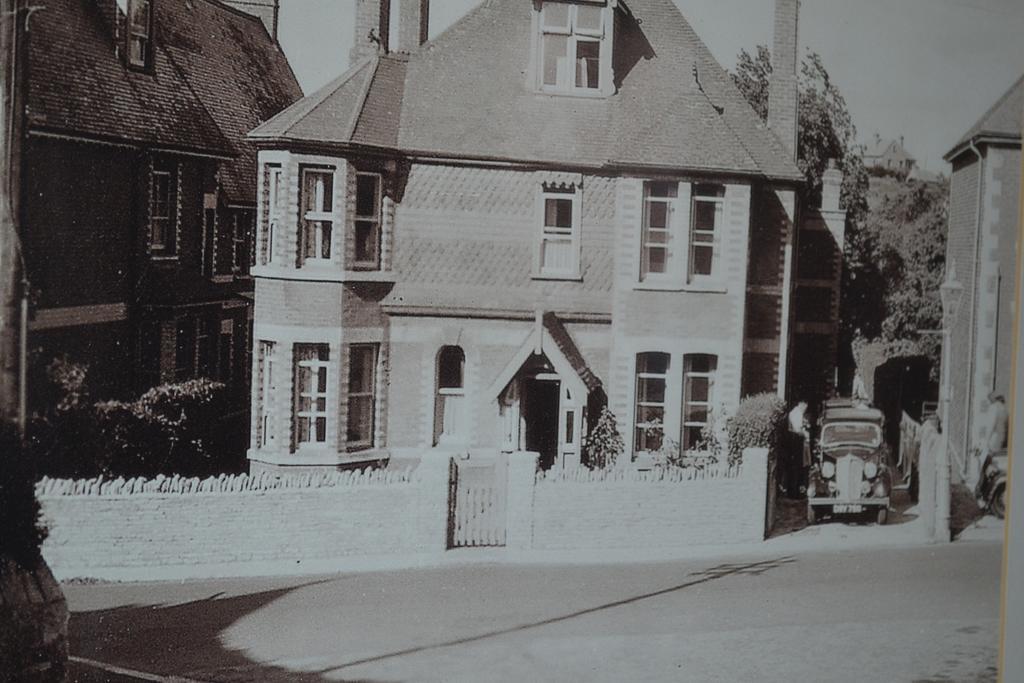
(836, 455, 864, 500)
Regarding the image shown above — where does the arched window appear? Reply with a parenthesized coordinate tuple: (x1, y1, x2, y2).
(435, 346, 466, 445)
(634, 352, 670, 454)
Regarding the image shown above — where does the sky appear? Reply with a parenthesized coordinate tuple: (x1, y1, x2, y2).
(277, 0, 1024, 172)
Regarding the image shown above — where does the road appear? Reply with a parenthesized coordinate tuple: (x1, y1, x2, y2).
(65, 539, 1002, 683)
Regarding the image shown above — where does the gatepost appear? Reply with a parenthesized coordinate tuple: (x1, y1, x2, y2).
(505, 452, 540, 551)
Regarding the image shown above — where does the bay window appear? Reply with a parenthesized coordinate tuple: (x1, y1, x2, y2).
(682, 354, 717, 452)
(354, 173, 382, 270)
(260, 164, 282, 265)
(299, 166, 335, 264)
(347, 344, 378, 450)
(257, 341, 277, 448)
(634, 352, 670, 454)
(538, 2, 607, 93)
(539, 185, 580, 277)
(690, 184, 724, 280)
(294, 344, 329, 447)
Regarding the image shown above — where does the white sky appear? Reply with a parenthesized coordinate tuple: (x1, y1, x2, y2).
(278, 0, 1024, 172)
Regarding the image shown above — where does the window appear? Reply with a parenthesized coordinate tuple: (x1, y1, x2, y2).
(539, 2, 607, 93)
(435, 346, 466, 445)
(641, 181, 677, 281)
(231, 213, 249, 276)
(294, 344, 329, 447)
(149, 163, 177, 256)
(682, 354, 717, 452)
(257, 341, 277, 448)
(690, 184, 724, 280)
(299, 166, 334, 264)
(260, 164, 282, 265)
(127, 0, 153, 69)
(634, 352, 670, 454)
(539, 186, 580, 277)
(174, 317, 195, 381)
(354, 173, 382, 270)
(347, 344, 378, 449)
(197, 318, 217, 379)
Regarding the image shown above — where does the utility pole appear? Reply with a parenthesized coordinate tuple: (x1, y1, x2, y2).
(0, 0, 26, 434)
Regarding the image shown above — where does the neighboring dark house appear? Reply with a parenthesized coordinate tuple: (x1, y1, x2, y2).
(20, 0, 302, 427)
(244, 0, 847, 473)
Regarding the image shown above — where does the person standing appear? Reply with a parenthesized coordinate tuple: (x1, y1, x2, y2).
(786, 400, 810, 498)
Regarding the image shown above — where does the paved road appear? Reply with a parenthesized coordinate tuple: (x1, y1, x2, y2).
(65, 540, 1002, 683)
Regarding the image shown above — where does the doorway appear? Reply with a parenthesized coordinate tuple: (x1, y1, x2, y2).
(523, 377, 560, 471)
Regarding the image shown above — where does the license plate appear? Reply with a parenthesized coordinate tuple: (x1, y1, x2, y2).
(834, 504, 863, 513)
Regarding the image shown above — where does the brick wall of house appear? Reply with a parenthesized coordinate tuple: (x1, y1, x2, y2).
(991, 147, 1020, 401)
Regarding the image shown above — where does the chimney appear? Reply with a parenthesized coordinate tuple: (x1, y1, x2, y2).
(821, 159, 843, 212)
(351, 0, 391, 64)
(396, 0, 429, 53)
(768, 0, 799, 161)
(223, 0, 280, 41)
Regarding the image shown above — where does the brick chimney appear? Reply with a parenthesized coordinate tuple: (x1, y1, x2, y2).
(351, 0, 391, 64)
(223, 0, 280, 41)
(769, 0, 799, 161)
(396, 0, 429, 53)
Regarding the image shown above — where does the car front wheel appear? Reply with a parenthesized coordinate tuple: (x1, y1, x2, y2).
(807, 504, 817, 525)
(876, 507, 889, 525)
(991, 485, 1007, 519)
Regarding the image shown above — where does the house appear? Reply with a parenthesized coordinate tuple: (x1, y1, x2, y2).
(941, 73, 1022, 474)
(20, 0, 302, 422)
(245, 0, 847, 473)
(864, 135, 917, 175)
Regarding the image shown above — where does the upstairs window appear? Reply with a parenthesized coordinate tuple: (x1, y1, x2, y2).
(538, 185, 581, 277)
(299, 166, 335, 265)
(640, 181, 677, 281)
(690, 184, 724, 280)
(149, 161, 177, 256)
(681, 354, 717, 452)
(353, 173, 382, 270)
(127, 0, 153, 69)
(294, 344, 330, 447)
(260, 164, 282, 265)
(538, 2, 608, 94)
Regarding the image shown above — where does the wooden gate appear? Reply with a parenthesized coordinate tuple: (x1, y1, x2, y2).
(447, 455, 508, 548)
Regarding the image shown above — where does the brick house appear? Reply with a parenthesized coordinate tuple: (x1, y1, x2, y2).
(20, 0, 301, 424)
(941, 74, 1022, 471)
(246, 0, 846, 472)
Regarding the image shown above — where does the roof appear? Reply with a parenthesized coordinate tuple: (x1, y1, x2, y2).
(864, 138, 914, 162)
(27, 0, 303, 204)
(543, 312, 602, 392)
(945, 73, 1024, 162)
(252, 0, 804, 182)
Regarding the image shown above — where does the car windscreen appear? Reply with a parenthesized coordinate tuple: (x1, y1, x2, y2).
(820, 422, 882, 448)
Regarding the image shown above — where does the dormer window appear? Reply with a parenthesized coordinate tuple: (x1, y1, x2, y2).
(127, 0, 153, 69)
(537, 2, 611, 95)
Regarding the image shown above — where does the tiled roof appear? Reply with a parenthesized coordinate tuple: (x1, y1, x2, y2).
(27, 0, 302, 204)
(946, 73, 1023, 161)
(251, 0, 803, 182)
(864, 138, 913, 161)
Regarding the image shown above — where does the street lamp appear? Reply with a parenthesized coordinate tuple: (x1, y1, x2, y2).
(936, 261, 964, 542)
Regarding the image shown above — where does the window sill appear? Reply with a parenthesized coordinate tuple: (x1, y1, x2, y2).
(149, 255, 179, 262)
(532, 271, 583, 283)
(248, 447, 389, 467)
(535, 87, 611, 100)
(633, 280, 728, 294)
(250, 264, 397, 284)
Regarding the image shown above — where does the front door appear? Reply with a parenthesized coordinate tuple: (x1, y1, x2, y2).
(524, 377, 560, 470)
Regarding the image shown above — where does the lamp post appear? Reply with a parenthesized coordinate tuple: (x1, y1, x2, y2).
(937, 261, 964, 542)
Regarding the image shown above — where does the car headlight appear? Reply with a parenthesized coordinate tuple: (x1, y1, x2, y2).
(864, 461, 878, 479)
(807, 483, 817, 498)
(861, 480, 872, 497)
(822, 461, 836, 479)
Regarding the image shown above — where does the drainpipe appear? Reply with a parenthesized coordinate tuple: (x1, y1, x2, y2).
(962, 139, 985, 477)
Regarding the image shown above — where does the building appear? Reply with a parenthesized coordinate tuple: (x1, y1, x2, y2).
(864, 135, 917, 175)
(20, 0, 302, 420)
(942, 73, 1022, 473)
(246, 0, 846, 473)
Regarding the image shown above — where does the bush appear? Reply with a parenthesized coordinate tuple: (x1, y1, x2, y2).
(0, 422, 47, 571)
(726, 393, 788, 465)
(584, 407, 624, 469)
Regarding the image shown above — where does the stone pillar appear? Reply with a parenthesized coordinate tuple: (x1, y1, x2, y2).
(415, 453, 451, 553)
(743, 447, 772, 540)
(505, 452, 539, 551)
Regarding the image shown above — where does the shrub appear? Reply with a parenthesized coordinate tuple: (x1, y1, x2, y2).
(0, 422, 47, 571)
(584, 407, 624, 469)
(726, 393, 788, 465)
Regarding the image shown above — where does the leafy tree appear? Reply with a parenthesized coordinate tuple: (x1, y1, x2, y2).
(584, 407, 624, 469)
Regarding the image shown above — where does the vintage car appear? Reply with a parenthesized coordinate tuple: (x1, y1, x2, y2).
(807, 403, 892, 525)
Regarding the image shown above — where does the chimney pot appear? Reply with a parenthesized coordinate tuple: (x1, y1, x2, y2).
(768, 0, 800, 161)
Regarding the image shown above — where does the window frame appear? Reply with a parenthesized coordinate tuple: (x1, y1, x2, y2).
(537, 2, 609, 95)
(353, 172, 383, 271)
(435, 346, 467, 445)
(126, 0, 154, 70)
(257, 340, 277, 449)
(148, 163, 177, 257)
(633, 352, 670, 456)
(294, 344, 330, 449)
(536, 184, 582, 279)
(640, 181, 679, 283)
(346, 344, 379, 451)
(681, 354, 717, 453)
(260, 163, 283, 266)
(689, 184, 725, 282)
(298, 165, 336, 266)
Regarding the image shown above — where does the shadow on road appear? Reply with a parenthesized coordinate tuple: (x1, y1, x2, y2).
(69, 580, 396, 683)
(311, 556, 796, 679)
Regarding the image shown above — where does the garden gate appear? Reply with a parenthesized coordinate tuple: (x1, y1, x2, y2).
(447, 454, 508, 548)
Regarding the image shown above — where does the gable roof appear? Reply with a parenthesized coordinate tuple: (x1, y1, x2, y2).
(864, 138, 914, 162)
(945, 73, 1023, 162)
(251, 0, 803, 182)
(26, 0, 303, 204)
